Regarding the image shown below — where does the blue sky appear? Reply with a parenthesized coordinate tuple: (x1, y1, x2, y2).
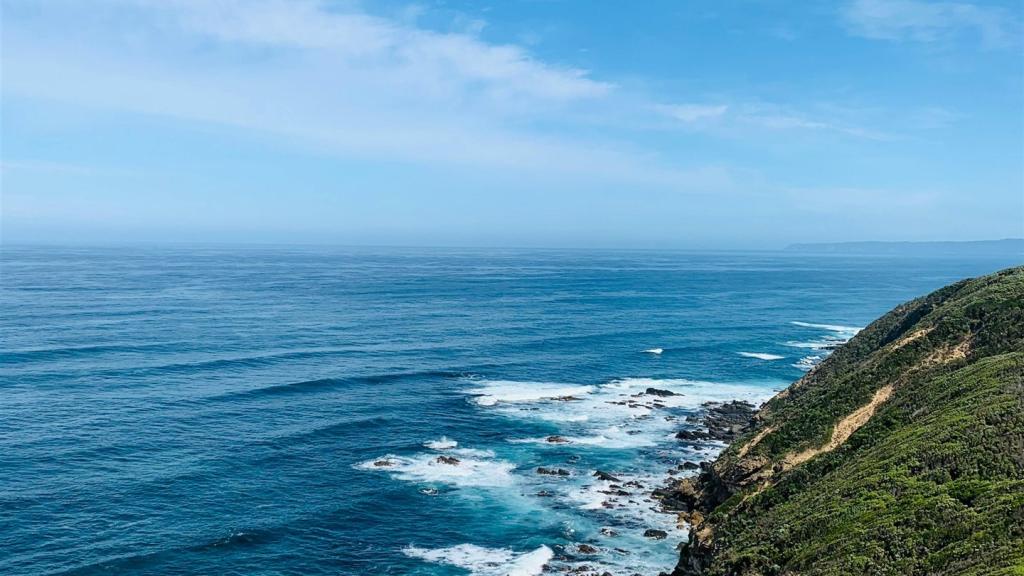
(2, 0, 1022, 248)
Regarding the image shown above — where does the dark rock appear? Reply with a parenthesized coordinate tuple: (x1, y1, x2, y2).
(372, 459, 395, 467)
(546, 435, 571, 444)
(675, 429, 711, 441)
(593, 470, 621, 482)
(646, 387, 678, 397)
(537, 467, 570, 476)
(435, 456, 460, 465)
(681, 461, 700, 470)
(577, 544, 599, 554)
(600, 527, 618, 537)
(644, 529, 668, 540)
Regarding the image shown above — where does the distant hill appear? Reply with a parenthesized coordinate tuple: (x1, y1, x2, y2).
(785, 239, 1024, 258)
(664, 266, 1024, 576)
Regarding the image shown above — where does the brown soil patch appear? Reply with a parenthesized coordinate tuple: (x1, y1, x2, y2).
(783, 384, 894, 470)
(891, 327, 933, 350)
(736, 426, 775, 458)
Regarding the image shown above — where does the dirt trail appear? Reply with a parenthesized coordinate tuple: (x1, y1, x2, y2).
(783, 384, 894, 469)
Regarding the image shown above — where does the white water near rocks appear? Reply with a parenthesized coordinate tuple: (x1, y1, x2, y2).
(359, 323, 856, 573)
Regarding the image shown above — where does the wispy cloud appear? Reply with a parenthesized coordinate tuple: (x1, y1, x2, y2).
(842, 0, 1021, 48)
(6, 0, 735, 189)
(135, 0, 611, 103)
(657, 101, 893, 140)
(656, 103, 729, 123)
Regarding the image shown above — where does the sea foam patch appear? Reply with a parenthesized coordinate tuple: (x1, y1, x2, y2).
(738, 352, 784, 360)
(356, 448, 514, 487)
(790, 321, 863, 335)
(787, 320, 861, 370)
(465, 380, 596, 406)
(424, 436, 458, 450)
(403, 544, 553, 576)
(478, 377, 774, 453)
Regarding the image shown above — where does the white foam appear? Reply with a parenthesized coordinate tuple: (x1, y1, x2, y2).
(643, 348, 663, 355)
(403, 544, 553, 576)
(790, 321, 862, 335)
(465, 380, 596, 406)
(738, 352, 784, 360)
(784, 340, 834, 349)
(471, 377, 774, 457)
(451, 375, 778, 574)
(510, 427, 658, 449)
(356, 451, 514, 487)
(793, 354, 823, 371)
(424, 436, 458, 450)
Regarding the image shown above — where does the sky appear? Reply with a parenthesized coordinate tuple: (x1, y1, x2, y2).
(1, 0, 1022, 248)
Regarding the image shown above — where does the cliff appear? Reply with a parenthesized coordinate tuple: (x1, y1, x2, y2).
(662, 266, 1024, 575)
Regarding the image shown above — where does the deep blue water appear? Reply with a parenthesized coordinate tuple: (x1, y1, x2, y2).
(1, 246, 1019, 575)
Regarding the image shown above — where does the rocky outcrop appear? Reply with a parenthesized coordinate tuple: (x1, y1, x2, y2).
(672, 401, 757, 443)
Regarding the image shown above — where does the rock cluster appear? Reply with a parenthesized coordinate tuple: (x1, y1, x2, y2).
(673, 400, 756, 442)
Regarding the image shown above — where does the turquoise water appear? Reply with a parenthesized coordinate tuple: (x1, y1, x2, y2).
(1, 247, 1018, 575)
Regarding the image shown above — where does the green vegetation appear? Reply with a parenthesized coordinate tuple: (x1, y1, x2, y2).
(674, 266, 1024, 576)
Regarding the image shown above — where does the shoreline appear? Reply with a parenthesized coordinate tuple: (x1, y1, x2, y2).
(651, 399, 762, 576)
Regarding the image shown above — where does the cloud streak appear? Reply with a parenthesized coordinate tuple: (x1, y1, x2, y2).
(842, 0, 1021, 48)
(6, 0, 734, 189)
(657, 101, 893, 140)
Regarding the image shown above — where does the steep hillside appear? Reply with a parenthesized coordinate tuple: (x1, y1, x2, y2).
(665, 266, 1024, 576)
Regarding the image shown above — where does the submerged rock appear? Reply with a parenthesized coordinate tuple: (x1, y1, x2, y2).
(537, 466, 571, 476)
(546, 435, 571, 444)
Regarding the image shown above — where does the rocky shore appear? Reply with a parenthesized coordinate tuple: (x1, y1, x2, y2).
(651, 400, 760, 576)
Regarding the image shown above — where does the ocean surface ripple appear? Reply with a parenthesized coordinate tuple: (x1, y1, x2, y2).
(1, 246, 1013, 575)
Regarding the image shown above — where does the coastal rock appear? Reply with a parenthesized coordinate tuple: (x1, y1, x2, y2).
(645, 387, 678, 397)
(593, 470, 621, 482)
(372, 459, 395, 467)
(537, 467, 571, 476)
(577, 544, 599, 554)
(702, 400, 757, 441)
(435, 456, 460, 465)
(644, 529, 668, 540)
(546, 435, 571, 444)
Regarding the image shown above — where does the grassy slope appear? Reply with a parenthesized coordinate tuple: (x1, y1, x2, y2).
(678, 266, 1024, 576)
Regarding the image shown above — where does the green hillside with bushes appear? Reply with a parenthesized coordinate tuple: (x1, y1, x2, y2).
(667, 266, 1024, 576)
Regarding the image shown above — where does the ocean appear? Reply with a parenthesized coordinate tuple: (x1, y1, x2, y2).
(2, 246, 1018, 575)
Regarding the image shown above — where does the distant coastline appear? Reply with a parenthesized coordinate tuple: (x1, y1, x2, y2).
(784, 238, 1024, 257)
